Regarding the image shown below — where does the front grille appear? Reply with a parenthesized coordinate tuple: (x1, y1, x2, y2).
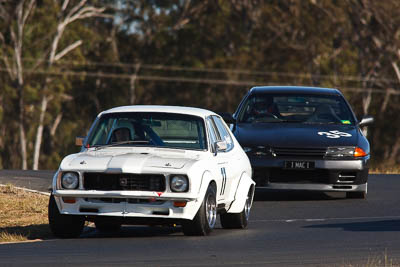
(84, 173, 166, 191)
(269, 168, 330, 184)
(272, 147, 327, 159)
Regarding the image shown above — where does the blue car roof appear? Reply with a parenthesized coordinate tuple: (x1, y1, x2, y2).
(249, 86, 342, 96)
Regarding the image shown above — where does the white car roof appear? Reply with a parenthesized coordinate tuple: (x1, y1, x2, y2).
(99, 105, 217, 118)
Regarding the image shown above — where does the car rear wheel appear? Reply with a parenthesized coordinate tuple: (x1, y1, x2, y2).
(182, 184, 217, 236)
(48, 195, 85, 238)
(220, 186, 254, 229)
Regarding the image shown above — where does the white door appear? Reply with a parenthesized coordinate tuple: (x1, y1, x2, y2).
(208, 116, 242, 202)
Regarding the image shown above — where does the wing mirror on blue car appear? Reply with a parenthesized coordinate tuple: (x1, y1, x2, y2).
(358, 115, 374, 127)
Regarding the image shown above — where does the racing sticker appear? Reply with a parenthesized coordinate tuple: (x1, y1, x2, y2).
(318, 130, 352, 139)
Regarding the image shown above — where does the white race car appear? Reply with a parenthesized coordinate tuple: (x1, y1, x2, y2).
(49, 105, 254, 237)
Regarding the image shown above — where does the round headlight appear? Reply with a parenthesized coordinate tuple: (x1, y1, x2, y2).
(170, 175, 188, 192)
(61, 172, 79, 189)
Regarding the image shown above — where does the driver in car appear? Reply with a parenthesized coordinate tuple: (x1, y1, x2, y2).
(111, 127, 132, 143)
(250, 98, 280, 120)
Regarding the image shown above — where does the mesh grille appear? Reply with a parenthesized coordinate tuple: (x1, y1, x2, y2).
(273, 147, 327, 159)
(84, 173, 166, 191)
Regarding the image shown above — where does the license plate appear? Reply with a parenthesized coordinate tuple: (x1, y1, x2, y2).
(285, 161, 315, 169)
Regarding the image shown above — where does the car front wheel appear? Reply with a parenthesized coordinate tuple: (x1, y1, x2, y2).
(346, 184, 367, 199)
(48, 195, 85, 238)
(182, 184, 217, 236)
(346, 191, 367, 199)
(220, 186, 254, 229)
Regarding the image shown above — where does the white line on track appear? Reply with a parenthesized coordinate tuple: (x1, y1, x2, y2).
(0, 183, 50, 196)
(251, 215, 400, 223)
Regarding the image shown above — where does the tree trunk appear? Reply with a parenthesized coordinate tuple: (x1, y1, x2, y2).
(17, 86, 27, 170)
(32, 95, 49, 170)
(380, 89, 392, 113)
(129, 75, 136, 105)
(50, 113, 62, 137)
(361, 88, 372, 137)
(129, 63, 141, 105)
(388, 138, 400, 164)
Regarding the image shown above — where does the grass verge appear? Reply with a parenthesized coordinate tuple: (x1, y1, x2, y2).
(0, 184, 51, 243)
(370, 166, 400, 174)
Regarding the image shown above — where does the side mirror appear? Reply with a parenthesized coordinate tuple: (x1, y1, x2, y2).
(214, 140, 227, 155)
(358, 115, 374, 127)
(75, 136, 85, 146)
(218, 112, 235, 124)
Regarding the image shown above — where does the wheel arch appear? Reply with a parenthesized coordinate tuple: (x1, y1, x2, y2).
(185, 171, 218, 220)
(226, 171, 255, 213)
(197, 170, 217, 196)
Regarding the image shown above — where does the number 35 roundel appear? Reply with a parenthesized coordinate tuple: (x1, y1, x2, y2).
(318, 130, 352, 139)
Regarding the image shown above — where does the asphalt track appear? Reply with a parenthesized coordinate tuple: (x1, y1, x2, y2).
(1, 171, 400, 266)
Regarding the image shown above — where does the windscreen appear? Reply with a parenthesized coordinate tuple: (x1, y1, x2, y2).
(87, 112, 207, 150)
(238, 93, 355, 125)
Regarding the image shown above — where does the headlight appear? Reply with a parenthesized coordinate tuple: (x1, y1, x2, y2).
(325, 147, 367, 158)
(170, 175, 189, 192)
(61, 172, 79, 189)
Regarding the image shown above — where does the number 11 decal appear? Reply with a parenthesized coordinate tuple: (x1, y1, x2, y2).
(220, 167, 227, 195)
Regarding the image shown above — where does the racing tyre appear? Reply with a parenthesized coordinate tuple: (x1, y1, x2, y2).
(182, 184, 217, 236)
(220, 186, 254, 229)
(346, 191, 367, 199)
(48, 195, 85, 238)
(95, 219, 121, 233)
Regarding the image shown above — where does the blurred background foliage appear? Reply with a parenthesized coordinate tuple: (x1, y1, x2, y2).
(1, 0, 400, 170)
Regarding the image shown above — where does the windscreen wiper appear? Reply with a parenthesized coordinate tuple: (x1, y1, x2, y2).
(303, 121, 343, 125)
(254, 119, 302, 123)
(273, 119, 302, 123)
(93, 140, 150, 151)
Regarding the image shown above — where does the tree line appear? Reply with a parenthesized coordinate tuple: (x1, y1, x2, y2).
(1, 0, 400, 170)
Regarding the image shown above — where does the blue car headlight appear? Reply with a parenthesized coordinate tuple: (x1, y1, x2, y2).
(325, 147, 367, 158)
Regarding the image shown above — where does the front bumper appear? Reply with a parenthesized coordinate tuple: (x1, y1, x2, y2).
(250, 156, 369, 192)
(262, 182, 367, 192)
(53, 190, 200, 220)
